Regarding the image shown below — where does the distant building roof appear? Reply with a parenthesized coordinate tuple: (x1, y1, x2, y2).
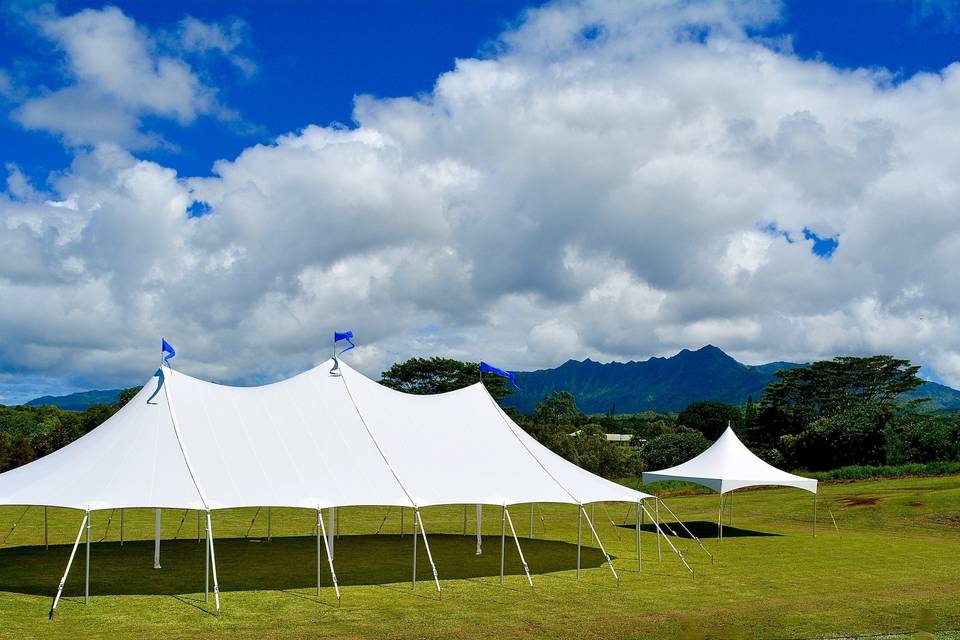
(568, 430, 634, 443)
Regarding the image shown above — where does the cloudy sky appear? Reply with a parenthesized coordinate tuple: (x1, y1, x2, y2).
(1, 0, 959, 403)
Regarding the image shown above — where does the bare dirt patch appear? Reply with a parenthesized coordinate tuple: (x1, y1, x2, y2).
(839, 496, 881, 507)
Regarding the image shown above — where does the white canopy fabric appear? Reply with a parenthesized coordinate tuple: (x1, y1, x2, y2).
(642, 426, 817, 494)
(0, 359, 648, 511)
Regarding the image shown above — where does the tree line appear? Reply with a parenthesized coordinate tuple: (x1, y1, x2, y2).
(2, 355, 959, 479)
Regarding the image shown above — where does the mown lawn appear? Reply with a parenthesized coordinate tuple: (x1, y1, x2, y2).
(1, 475, 959, 639)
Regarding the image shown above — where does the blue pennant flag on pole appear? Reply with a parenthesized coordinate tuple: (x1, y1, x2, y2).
(480, 361, 520, 390)
(334, 330, 356, 357)
(161, 338, 176, 365)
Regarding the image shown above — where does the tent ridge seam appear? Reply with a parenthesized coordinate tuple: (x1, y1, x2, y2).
(337, 371, 417, 508)
(162, 367, 210, 510)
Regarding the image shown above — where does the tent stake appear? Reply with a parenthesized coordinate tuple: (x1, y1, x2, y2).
(641, 504, 694, 576)
(154, 508, 161, 569)
(576, 504, 582, 579)
(504, 507, 534, 590)
(317, 509, 340, 605)
(658, 499, 714, 563)
(49, 511, 88, 619)
(84, 510, 91, 604)
(206, 511, 221, 615)
(581, 505, 619, 586)
(414, 509, 441, 597)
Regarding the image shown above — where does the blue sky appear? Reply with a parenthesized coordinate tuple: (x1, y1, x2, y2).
(2, 0, 960, 402)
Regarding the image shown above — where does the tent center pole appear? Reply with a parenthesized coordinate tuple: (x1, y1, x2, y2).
(206, 511, 221, 615)
(328, 507, 335, 560)
(400, 506, 405, 538)
(49, 511, 88, 619)
(44, 507, 49, 550)
(154, 508, 162, 569)
(463, 505, 467, 535)
(197, 510, 201, 543)
(267, 507, 272, 542)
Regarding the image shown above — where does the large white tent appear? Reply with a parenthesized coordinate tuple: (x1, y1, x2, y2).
(642, 426, 818, 539)
(0, 358, 672, 615)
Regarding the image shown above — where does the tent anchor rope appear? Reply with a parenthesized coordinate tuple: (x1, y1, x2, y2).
(504, 506, 534, 590)
(375, 507, 393, 534)
(641, 503, 694, 577)
(49, 511, 88, 618)
(2, 505, 30, 544)
(600, 503, 622, 541)
(244, 507, 262, 538)
(657, 499, 713, 563)
(97, 509, 116, 543)
(173, 509, 189, 540)
(581, 505, 619, 586)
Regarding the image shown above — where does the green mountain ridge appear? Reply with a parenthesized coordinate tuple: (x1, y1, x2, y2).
(24, 389, 123, 411)
(506, 345, 960, 414)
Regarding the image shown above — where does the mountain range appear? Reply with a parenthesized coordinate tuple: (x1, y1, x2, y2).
(505, 345, 960, 414)
(21, 345, 960, 414)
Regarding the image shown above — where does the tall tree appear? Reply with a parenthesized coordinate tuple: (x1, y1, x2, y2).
(677, 400, 741, 440)
(380, 357, 510, 401)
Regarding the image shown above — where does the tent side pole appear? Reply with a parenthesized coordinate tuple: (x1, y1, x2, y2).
(317, 508, 340, 605)
(658, 499, 714, 564)
(529, 503, 534, 538)
(576, 504, 582, 579)
(412, 508, 418, 589)
(205, 511, 221, 615)
(267, 507, 272, 542)
(463, 505, 467, 535)
(120, 509, 124, 546)
(400, 506, 405, 538)
(475, 504, 482, 555)
(813, 493, 817, 538)
(197, 510, 201, 543)
(84, 510, 91, 604)
(205, 516, 209, 602)
(636, 500, 641, 573)
(154, 508, 161, 569)
(328, 507, 335, 560)
(717, 494, 724, 542)
(581, 505, 619, 586)
(415, 509, 442, 597)
(641, 504, 694, 577)
(655, 497, 661, 561)
(316, 509, 321, 595)
(504, 507, 533, 590)
(729, 491, 733, 526)
(49, 511, 87, 619)
(499, 505, 506, 586)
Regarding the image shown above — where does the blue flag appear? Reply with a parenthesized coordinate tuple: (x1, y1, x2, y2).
(161, 338, 176, 364)
(480, 361, 519, 390)
(334, 330, 355, 357)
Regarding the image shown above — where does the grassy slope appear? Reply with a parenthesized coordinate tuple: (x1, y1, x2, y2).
(1, 475, 959, 639)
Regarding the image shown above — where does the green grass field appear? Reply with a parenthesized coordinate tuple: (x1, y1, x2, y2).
(2, 475, 959, 639)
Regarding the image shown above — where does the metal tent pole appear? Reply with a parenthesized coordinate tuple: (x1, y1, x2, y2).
(658, 499, 714, 563)
(49, 511, 88, 619)
(197, 510, 201, 543)
(655, 498, 661, 561)
(206, 511, 221, 615)
(316, 509, 321, 595)
(205, 517, 210, 602)
(463, 505, 467, 535)
(813, 493, 817, 538)
(636, 500, 642, 572)
(576, 504, 582, 579)
(267, 507, 272, 542)
(154, 508, 162, 569)
(414, 509, 441, 596)
(412, 508, 418, 589)
(641, 504, 694, 576)
(529, 503, 534, 538)
(504, 507, 533, 589)
(44, 507, 49, 550)
(120, 509, 124, 546)
(84, 510, 91, 604)
(581, 505, 619, 586)
(317, 509, 340, 604)
(729, 491, 734, 526)
(475, 504, 482, 555)
(400, 506, 405, 538)
(717, 494, 724, 542)
(500, 506, 506, 585)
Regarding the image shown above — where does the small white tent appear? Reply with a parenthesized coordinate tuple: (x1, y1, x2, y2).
(642, 426, 817, 539)
(0, 358, 670, 616)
